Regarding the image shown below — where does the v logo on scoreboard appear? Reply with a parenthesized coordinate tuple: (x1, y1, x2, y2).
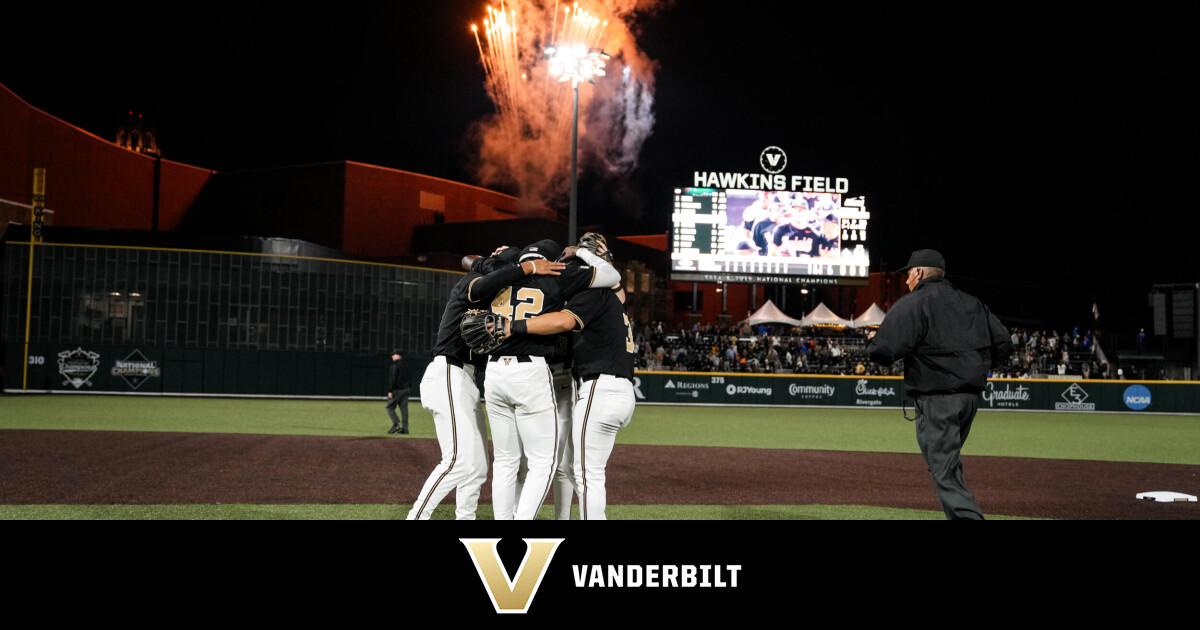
(759, 145, 787, 174)
(461, 538, 565, 614)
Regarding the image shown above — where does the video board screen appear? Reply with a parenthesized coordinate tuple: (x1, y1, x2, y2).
(670, 188, 870, 285)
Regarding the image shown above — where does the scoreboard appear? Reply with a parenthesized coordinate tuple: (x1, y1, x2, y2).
(672, 188, 728, 255)
(670, 187, 871, 286)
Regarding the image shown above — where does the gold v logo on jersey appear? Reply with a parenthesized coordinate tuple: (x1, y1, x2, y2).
(503, 357, 513, 365)
(461, 538, 564, 614)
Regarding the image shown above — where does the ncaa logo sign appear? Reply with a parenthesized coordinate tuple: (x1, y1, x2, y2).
(1123, 385, 1152, 411)
(759, 146, 787, 174)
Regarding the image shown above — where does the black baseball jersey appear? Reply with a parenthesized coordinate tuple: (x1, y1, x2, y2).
(549, 331, 574, 368)
(430, 258, 529, 363)
(772, 224, 823, 257)
(751, 217, 780, 255)
(561, 287, 635, 381)
(489, 262, 602, 357)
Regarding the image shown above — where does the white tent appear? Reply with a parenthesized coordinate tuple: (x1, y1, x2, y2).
(739, 299, 804, 327)
(800, 302, 853, 327)
(850, 303, 887, 328)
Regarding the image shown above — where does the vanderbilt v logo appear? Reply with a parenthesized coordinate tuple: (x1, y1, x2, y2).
(461, 538, 565, 614)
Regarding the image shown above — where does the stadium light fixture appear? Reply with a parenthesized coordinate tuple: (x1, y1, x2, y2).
(545, 44, 609, 244)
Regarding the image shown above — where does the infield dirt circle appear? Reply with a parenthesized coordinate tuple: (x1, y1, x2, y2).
(2, 430, 1197, 520)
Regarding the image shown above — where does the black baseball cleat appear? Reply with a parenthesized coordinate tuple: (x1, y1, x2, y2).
(388, 426, 401, 435)
(399, 429, 410, 434)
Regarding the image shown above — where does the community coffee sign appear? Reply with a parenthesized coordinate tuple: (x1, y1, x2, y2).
(788, 382, 835, 402)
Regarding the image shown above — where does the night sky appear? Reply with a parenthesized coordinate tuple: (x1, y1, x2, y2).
(3, 2, 1196, 335)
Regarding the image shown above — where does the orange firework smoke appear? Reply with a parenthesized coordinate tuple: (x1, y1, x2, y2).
(469, 0, 662, 213)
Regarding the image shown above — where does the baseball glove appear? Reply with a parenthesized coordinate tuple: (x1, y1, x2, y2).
(578, 232, 614, 262)
(460, 309, 508, 354)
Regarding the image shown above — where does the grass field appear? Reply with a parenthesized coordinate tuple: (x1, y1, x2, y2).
(2, 394, 1197, 520)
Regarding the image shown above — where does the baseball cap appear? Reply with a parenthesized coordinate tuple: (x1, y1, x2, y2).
(896, 249, 946, 273)
(391, 349, 403, 356)
(519, 239, 562, 262)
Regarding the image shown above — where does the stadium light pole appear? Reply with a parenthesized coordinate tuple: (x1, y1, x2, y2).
(546, 44, 609, 245)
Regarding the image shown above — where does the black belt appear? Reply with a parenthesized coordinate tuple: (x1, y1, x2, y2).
(490, 355, 533, 363)
(443, 356, 465, 368)
(577, 373, 632, 383)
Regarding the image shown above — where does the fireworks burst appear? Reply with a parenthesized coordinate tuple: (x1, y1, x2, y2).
(469, 1, 660, 214)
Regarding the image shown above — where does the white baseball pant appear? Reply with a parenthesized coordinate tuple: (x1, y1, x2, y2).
(486, 355, 559, 520)
(549, 362, 577, 519)
(573, 375, 635, 520)
(407, 357, 489, 520)
(518, 363, 577, 519)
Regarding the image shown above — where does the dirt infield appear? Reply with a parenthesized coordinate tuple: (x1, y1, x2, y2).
(2, 429, 1197, 519)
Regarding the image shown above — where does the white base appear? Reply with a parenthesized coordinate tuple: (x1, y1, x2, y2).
(1136, 491, 1198, 502)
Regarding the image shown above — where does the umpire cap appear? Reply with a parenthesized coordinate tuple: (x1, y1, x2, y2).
(519, 239, 562, 262)
(897, 249, 946, 273)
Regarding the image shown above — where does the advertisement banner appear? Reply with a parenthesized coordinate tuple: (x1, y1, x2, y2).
(631, 372, 1199, 414)
(6, 344, 1198, 413)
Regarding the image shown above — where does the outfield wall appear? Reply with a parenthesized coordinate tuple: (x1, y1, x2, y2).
(2, 240, 453, 397)
(10, 351, 1200, 415)
(10, 343, 426, 399)
(5, 241, 1197, 412)
(629, 372, 1200, 415)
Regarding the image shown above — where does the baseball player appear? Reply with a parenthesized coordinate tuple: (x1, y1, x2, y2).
(485, 238, 619, 520)
(750, 194, 785, 255)
(546, 336, 578, 519)
(503, 239, 635, 519)
(724, 190, 772, 254)
(516, 333, 577, 520)
(406, 246, 564, 520)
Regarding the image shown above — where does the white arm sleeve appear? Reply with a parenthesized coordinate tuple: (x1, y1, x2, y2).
(576, 249, 621, 289)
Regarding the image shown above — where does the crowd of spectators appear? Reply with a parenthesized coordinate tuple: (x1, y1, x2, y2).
(633, 320, 899, 377)
(998, 327, 1113, 379)
(632, 321, 1120, 379)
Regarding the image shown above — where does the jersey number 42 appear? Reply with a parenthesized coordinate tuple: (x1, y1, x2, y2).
(491, 287, 545, 321)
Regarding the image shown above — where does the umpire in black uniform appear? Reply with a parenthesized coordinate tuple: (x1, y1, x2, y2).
(386, 349, 412, 434)
(866, 249, 1013, 520)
